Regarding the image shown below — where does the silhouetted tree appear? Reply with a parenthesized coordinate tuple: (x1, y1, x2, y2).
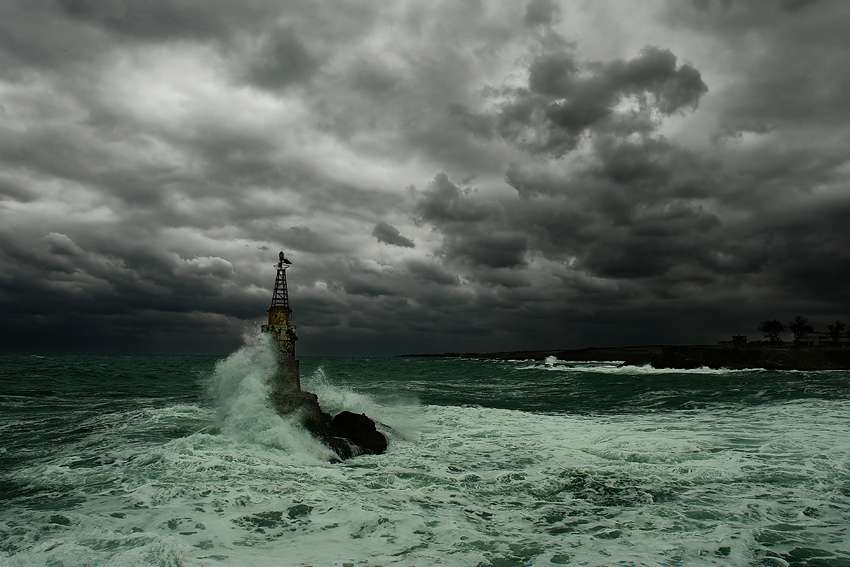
(758, 319, 787, 343)
(789, 315, 814, 343)
(827, 320, 846, 343)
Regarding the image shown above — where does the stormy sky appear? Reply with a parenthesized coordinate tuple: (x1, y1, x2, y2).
(1, 0, 848, 355)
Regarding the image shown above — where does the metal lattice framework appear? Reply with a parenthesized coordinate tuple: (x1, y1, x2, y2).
(270, 251, 292, 309)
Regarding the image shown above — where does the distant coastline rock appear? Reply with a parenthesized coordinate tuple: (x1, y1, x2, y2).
(402, 345, 850, 371)
(637, 345, 850, 371)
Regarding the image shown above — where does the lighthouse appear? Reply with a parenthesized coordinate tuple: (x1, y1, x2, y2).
(261, 251, 301, 393)
(258, 250, 388, 458)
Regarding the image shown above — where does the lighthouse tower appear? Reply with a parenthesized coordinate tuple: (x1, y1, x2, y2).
(261, 251, 301, 392)
(255, 251, 388, 458)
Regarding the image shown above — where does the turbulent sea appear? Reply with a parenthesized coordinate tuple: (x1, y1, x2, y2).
(2, 338, 850, 567)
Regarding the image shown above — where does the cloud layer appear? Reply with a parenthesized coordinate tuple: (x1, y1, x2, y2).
(1, 0, 848, 354)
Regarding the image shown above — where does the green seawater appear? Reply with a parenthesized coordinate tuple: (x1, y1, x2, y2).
(1, 340, 849, 566)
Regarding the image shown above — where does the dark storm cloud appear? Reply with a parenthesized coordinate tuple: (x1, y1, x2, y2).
(415, 173, 528, 269)
(505, 135, 715, 200)
(372, 222, 415, 248)
(343, 276, 400, 298)
(0, 0, 538, 354)
(672, 1, 850, 143)
(769, 205, 850, 301)
(1, 0, 848, 355)
(0, 226, 261, 352)
(0, 231, 242, 315)
(416, 173, 497, 224)
(524, 0, 560, 27)
(405, 259, 458, 286)
(578, 203, 722, 280)
(445, 232, 528, 270)
(496, 46, 707, 156)
(0, 177, 36, 203)
(499, 129, 726, 285)
(280, 226, 349, 254)
(57, 0, 255, 40)
(659, 1, 850, 307)
(244, 28, 318, 90)
(691, 0, 822, 13)
(0, 0, 279, 76)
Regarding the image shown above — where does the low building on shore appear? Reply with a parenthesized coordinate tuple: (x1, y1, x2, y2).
(796, 331, 850, 347)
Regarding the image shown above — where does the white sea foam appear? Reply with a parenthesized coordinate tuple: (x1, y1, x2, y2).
(517, 359, 764, 374)
(4, 399, 850, 566)
(303, 366, 422, 443)
(204, 333, 337, 462)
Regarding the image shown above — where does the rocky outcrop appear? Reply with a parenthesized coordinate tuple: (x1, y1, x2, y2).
(271, 391, 388, 461)
(316, 411, 389, 460)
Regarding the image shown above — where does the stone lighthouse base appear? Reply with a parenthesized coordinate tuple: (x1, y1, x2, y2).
(269, 390, 323, 423)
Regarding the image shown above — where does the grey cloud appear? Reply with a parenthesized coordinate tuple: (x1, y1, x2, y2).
(579, 203, 722, 279)
(297, 2, 523, 176)
(349, 61, 401, 96)
(415, 173, 527, 269)
(590, 136, 715, 200)
(524, 0, 560, 27)
(691, 0, 821, 13)
(245, 28, 318, 90)
(505, 135, 716, 206)
(604, 48, 707, 114)
(343, 277, 400, 298)
(594, 136, 679, 186)
(445, 232, 527, 269)
(493, 128, 734, 285)
(372, 222, 415, 248)
(0, 2, 101, 71)
(475, 269, 531, 289)
(749, 198, 850, 302)
(279, 226, 348, 254)
(780, 0, 822, 11)
(0, 177, 37, 202)
(498, 46, 708, 156)
(504, 122, 847, 304)
(504, 162, 570, 199)
(422, 157, 719, 280)
(415, 173, 497, 225)
(57, 0, 241, 40)
(406, 260, 458, 285)
(0, 0, 279, 78)
(690, 5, 850, 141)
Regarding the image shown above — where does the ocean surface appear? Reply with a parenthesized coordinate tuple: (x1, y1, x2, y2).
(2, 336, 849, 567)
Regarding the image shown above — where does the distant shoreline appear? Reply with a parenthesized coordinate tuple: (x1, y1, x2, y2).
(400, 344, 850, 370)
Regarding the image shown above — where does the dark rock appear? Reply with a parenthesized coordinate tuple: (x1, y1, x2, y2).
(271, 391, 388, 460)
(329, 411, 388, 456)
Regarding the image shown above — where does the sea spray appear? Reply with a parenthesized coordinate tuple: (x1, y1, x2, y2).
(205, 333, 335, 461)
(206, 331, 277, 423)
(302, 365, 421, 444)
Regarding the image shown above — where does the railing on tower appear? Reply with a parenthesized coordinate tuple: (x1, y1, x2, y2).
(270, 251, 292, 309)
